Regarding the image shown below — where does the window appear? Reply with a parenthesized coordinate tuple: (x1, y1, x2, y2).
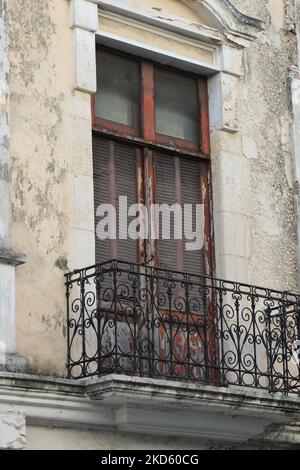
(93, 47, 213, 277)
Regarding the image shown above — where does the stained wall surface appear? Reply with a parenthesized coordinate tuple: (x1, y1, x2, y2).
(5, 0, 299, 376)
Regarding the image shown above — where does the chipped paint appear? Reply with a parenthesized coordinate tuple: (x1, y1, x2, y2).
(1, 0, 298, 382)
(0, 410, 26, 450)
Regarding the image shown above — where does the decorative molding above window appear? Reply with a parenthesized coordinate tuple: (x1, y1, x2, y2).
(186, 0, 266, 36)
(69, 0, 264, 132)
(93, 0, 265, 43)
(97, 9, 221, 76)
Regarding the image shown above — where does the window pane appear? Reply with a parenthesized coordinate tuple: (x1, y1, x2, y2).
(95, 50, 140, 130)
(155, 68, 198, 145)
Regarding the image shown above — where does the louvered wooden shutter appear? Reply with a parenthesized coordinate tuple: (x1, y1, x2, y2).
(180, 158, 205, 276)
(155, 153, 204, 276)
(93, 135, 138, 264)
(114, 141, 137, 263)
(155, 153, 178, 272)
(93, 136, 110, 265)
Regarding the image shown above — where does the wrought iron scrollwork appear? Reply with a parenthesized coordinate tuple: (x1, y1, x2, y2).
(65, 260, 300, 396)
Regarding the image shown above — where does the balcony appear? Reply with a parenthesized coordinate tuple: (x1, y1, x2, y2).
(65, 260, 300, 397)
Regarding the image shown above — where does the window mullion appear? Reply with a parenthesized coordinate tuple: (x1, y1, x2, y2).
(198, 78, 210, 156)
(135, 147, 146, 265)
(141, 62, 155, 142)
(175, 157, 184, 273)
(200, 161, 214, 277)
(143, 148, 157, 266)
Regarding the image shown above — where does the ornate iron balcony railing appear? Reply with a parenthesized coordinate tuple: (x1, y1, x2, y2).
(65, 260, 300, 396)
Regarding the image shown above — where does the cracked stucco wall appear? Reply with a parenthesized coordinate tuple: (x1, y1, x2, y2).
(4, 0, 300, 376)
(8, 0, 75, 375)
(225, 0, 298, 290)
(0, 0, 11, 250)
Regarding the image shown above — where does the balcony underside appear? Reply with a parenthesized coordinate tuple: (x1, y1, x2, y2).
(1, 371, 300, 445)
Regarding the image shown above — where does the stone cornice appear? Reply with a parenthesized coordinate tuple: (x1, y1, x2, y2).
(0, 372, 299, 443)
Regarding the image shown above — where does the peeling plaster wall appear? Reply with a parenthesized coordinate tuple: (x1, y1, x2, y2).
(0, 0, 11, 249)
(228, 0, 298, 290)
(4, 0, 299, 377)
(8, 0, 75, 375)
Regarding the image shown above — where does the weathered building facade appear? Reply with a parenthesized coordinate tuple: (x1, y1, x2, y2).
(0, 0, 300, 450)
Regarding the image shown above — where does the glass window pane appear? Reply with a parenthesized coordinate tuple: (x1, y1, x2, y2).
(95, 50, 140, 130)
(154, 68, 198, 145)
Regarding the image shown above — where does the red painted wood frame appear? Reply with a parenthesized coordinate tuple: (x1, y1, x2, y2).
(92, 55, 210, 158)
(92, 49, 214, 277)
(92, 48, 217, 382)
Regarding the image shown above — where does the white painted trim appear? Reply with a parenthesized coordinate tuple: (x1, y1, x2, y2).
(70, 0, 98, 32)
(74, 28, 97, 93)
(89, 0, 265, 41)
(97, 31, 221, 76)
(96, 0, 221, 44)
(0, 265, 16, 354)
(70, 0, 97, 93)
(100, 10, 219, 56)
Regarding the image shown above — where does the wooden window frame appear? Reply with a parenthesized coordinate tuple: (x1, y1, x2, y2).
(92, 46, 214, 279)
(92, 47, 210, 158)
(93, 48, 217, 383)
(93, 116, 138, 137)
